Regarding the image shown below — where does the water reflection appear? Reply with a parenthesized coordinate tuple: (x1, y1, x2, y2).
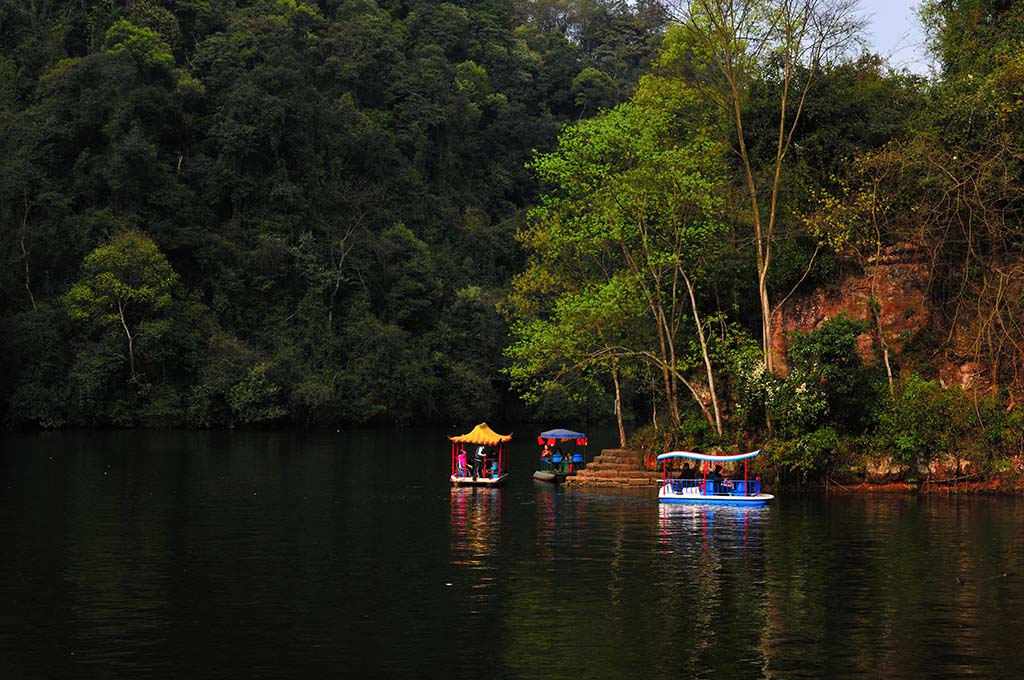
(659, 503, 766, 542)
(449, 486, 504, 566)
(5, 432, 1024, 680)
(534, 485, 591, 562)
(651, 504, 770, 680)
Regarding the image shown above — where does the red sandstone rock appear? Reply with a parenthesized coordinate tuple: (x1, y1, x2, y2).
(771, 244, 929, 373)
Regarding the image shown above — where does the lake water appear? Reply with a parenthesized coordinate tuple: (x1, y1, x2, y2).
(1, 429, 1022, 679)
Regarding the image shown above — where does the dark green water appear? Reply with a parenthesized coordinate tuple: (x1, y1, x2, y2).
(1, 429, 1022, 679)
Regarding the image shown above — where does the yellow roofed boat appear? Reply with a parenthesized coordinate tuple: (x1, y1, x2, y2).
(448, 423, 512, 486)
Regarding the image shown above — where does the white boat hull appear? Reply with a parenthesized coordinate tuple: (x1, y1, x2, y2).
(451, 473, 509, 487)
(658, 483, 773, 506)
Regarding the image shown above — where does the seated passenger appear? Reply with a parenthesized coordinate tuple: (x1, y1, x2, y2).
(708, 464, 726, 492)
(677, 462, 696, 480)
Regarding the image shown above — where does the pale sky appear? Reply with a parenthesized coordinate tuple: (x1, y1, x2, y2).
(859, 0, 933, 75)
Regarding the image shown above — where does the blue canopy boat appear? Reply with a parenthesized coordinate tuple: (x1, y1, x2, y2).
(656, 450, 773, 506)
(533, 428, 588, 484)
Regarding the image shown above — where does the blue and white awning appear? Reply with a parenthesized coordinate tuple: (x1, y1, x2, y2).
(656, 450, 762, 463)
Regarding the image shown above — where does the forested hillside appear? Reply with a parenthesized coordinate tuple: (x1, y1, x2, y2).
(4, 0, 1024, 482)
(1, 0, 664, 427)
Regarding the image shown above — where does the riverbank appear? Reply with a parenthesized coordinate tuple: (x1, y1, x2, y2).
(827, 477, 1024, 496)
(574, 448, 1024, 496)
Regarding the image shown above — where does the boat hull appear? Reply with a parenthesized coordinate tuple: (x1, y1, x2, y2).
(532, 470, 568, 484)
(451, 473, 509, 487)
(659, 495, 773, 507)
(659, 485, 773, 506)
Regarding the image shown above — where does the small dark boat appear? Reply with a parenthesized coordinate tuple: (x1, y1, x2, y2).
(533, 428, 588, 484)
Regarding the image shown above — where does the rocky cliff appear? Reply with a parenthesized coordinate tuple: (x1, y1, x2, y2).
(771, 244, 930, 373)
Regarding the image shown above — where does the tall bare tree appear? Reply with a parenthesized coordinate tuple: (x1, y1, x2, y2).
(663, 0, 864, 372)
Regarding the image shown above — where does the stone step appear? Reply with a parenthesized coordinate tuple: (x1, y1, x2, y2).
(594, 449, 638, 458)
(590, 460, 642, 469)
(588, 462, 638, 471)
(568, 448, 665, 487)
(571, 471, 661, 482)
(592, 452, 640, 462)
(587, 473, 659, 481)
(566, 476, 661, 487)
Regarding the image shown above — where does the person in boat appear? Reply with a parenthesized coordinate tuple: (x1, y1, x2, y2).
(707, 464, 726, 492)
(456, 446, 468, 477)
(473, 445, 486, 479)
(541, 443, 554, 471)
(676, 462, 696, 480)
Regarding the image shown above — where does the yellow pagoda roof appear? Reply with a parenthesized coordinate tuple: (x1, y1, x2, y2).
(448, 422, 513, 445)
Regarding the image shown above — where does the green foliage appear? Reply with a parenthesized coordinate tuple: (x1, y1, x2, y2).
(866, 376, 1024, 476)
(734, 343, 826, 441)
(64, 230, 178, 333)
(227, 362, 287, 425)
(735, 317, 878, 474)
(870, 373, 958, 467)
(2, 304, 71, 428)
(103, 19, 175, 71)
(765, 426, 841, 475)
(571, 67, 617, 113)
(508, 92, 730, 430)
(788, 315, 875, 432)
(1, 0, 667, 428)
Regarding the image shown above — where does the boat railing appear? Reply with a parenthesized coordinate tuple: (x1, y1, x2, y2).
(666, 478, 762, 496)
(540, 454, 585, 473)
(666, 479, 702, 495)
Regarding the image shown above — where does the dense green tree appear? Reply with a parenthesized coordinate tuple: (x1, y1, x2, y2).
(64, 230, 179, 380)
(508, 92, 731, 440)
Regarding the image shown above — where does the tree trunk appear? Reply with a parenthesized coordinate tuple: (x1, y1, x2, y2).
(21, 193, 36, 311)
(683, 272, 722, 435)
(611, 357, 626, 447)
(117, 298, 136, 379)
(21, 236, 36, 312)
(869, 296, 894, 396)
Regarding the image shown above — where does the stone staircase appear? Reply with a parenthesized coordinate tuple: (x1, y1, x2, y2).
(567, 448, 663, 488)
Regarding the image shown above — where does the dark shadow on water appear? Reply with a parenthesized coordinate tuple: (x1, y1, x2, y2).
(1, 431, 1022, 679)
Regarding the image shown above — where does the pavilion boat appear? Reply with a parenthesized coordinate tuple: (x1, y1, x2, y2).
(532, 428, 588, 484)
(449, 423, 513, 487)
(657, 450, 774, 506)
